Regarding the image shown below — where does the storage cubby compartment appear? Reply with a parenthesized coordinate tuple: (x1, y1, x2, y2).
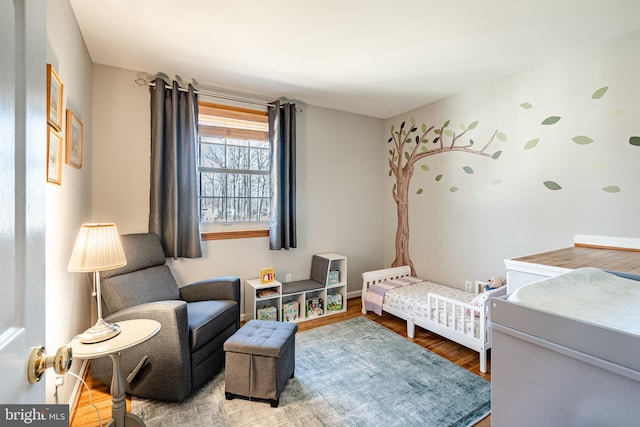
(304, 290, 326, 319)
(326, 288, 345, 312)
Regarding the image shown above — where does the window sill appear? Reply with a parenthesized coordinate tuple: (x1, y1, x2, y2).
(201, 229, 269, 241)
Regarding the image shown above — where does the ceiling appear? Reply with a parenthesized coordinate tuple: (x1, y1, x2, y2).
(70, 0, 640, 119)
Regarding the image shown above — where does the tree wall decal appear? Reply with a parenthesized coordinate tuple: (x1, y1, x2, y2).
(388, 117, 503, 275)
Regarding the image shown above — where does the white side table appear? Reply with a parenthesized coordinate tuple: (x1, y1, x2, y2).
(70, 319, 161, 427)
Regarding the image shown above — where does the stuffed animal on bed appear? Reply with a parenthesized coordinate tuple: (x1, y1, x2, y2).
(486, 276, 505, 291)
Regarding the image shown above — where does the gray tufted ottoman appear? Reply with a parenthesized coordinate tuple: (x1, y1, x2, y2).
(223, 319, 298, 407)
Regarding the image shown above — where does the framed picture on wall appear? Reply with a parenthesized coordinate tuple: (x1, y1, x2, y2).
(65, 109, 83, 168)
(46, 64, 64, 131)
(47, 125, 63, 185)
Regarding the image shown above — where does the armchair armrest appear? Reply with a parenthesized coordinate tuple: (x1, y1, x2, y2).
(179, 276, 240, 303)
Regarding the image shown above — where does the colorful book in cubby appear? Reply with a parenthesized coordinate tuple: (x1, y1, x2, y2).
(257, 305, 277, 321)
(326, 293, 343, 311)
(306, 297, 323, 317)
(282, 301, 299, 321)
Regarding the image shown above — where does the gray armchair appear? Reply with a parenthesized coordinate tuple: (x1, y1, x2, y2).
(89, 233, 240, 402)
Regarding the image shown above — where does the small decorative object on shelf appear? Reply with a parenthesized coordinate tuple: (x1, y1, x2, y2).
(306, 297, 323, 317)
(327, 270, 339, 285)
(261, 267, 275, 284)
(257, 287, 279, 299)
(282, 301, 299, 321)
(326, 293, 343, 311)
(257, 306, 277, 321)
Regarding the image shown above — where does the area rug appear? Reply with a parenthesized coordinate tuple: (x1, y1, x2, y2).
(132, 317, 491, 426)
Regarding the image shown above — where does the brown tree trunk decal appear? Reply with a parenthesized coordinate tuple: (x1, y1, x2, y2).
(389, 119, 503, 276)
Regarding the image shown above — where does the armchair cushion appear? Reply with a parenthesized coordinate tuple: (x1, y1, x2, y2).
(101, 265, 180, 315)
(188, 300, 238, 351)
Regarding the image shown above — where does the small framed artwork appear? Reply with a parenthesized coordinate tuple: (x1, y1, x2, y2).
(65, 109, 83, 168)
(47, 125, 63, 185)
(46, 64, 64, 131)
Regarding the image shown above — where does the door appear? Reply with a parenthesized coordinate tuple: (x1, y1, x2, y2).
(0, 0, 47, 404)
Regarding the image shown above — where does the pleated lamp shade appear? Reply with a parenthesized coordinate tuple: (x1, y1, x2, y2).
(68, 223, 127, 272)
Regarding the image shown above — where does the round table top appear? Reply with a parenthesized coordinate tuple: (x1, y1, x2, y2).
(69, 319, 161, 359)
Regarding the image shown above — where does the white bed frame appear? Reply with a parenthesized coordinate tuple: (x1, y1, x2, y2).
(361, 266, 506, 373)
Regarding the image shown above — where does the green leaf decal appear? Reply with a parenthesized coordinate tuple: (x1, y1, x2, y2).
(520, 102, 533, 109)
(416, 188, 424, 195)
(491, 179, 503, 186)
(389, 170, 393, 176)
(390, 125, 395, 133)
(404, 152, 410, 160)
(541, 116, 561, 125)
(450, 187, 459, 193)
(443, 120, 450, 128)
(434, 129, 441, 135)
(463, 166, 474, 174)
(467, 121, 479, 130)
(630, 136, 640, 146)
(411, 127, 417, 133)
(592, 87, 608, 99)
(435, 174, 443, 182)
(602, 185, 621, 193)
(524, 138, 540, 150)
(444, 129, 453, 137)
(543, 181, 562, 190)
(492, 150, 502, 159)
(421, 146, 428, 152)
(497, 132, 507, 141)
(420, 164, 429, 171)
(572, 135, 594, 145)
(389, 149, 394, 155)
(422, 123, 427, 133)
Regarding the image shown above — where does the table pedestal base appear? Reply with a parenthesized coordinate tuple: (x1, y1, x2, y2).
(109, 352, 146, 427)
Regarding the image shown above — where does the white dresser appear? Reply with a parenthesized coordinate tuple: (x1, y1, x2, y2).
(505, 235, 640, 294)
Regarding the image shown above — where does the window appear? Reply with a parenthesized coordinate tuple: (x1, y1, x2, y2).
(198, 103, 270, 225)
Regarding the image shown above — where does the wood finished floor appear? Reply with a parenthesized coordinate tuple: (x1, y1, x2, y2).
(70, 297, 491, 426)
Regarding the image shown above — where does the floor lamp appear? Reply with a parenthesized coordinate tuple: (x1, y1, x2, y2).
(68, 223, 127, 343)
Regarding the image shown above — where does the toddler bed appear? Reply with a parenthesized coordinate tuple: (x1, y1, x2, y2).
(361, 266, 506, 373)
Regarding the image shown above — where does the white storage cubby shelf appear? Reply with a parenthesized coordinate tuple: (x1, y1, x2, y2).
(244, 253, 347, 323)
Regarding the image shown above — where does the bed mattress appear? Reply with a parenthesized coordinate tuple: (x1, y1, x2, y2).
(385, 281, 476, 316)
(508, 267, 640, 336)
(384, 281, 487, 336)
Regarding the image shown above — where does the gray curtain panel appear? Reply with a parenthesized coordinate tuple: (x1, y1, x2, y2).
(268, 101, 297, 250)
(149, 78, 202, 258)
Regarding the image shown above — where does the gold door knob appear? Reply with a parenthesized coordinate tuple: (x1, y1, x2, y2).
(27, 345, 73, 384)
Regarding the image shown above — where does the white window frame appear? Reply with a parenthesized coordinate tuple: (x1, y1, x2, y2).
(197, 102, 270, 233)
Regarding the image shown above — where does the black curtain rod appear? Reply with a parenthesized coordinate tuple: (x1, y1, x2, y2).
(135, 77, 300, 111)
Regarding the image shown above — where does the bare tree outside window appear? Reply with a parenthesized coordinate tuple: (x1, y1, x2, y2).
(198, 103, 270, 224)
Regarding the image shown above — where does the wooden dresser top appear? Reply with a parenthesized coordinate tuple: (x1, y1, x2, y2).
(513, 245, 640, 275)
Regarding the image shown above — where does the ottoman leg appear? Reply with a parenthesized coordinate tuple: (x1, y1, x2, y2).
(270, 399, 279, 408)
(225, 392, 235, 400)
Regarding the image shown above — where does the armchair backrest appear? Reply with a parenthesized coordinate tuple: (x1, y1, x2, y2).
(100, 233, 180, 316)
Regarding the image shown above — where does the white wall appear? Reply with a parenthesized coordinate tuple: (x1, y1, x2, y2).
(384, 31, 640, 289)
(91, 65, 385, 312)
(45, 0, 94, 403)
